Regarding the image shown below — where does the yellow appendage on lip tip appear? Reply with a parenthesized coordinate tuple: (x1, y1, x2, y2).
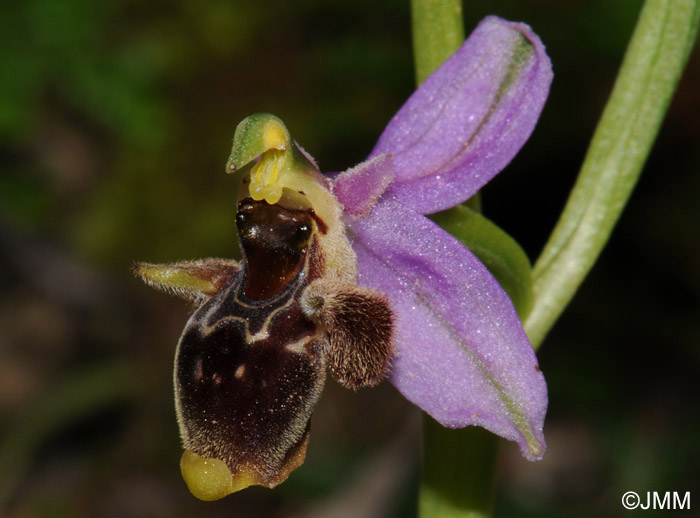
(180, 450, 255, 501)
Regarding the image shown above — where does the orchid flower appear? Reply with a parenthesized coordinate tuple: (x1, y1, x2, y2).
(136, 16, 552, 501)
(336, 15, 552, 459)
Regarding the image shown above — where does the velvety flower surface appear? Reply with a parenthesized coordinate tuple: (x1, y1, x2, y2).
(332, 16, 552, 460)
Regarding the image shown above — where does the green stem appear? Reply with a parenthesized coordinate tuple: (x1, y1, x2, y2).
(411, 0, 464, 84)
(525, 0, 700, 349)
(415, 0, 699, 515)
(419, 419, 498, 518)
(412, 2, 499, 518)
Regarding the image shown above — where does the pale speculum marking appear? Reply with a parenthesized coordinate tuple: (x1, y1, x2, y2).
(285, 338, 312, 355)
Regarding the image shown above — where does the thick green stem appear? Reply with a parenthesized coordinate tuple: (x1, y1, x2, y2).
(525, 0, 700, 348)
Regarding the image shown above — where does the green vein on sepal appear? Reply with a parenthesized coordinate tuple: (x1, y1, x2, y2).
(412, 283, 542, 459)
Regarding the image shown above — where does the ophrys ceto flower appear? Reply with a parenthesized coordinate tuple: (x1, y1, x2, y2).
(136, 15, 552, 500)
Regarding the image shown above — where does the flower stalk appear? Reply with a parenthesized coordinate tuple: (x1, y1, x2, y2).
(525, 0, 700, 349)
(415, 1, 699, 517)
(411, 0, 465, 84)
(412, 1, 502, 517)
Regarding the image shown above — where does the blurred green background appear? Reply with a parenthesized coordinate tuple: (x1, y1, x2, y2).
(1, 0, 698, 517)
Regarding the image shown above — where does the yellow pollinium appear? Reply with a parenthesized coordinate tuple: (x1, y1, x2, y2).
(228, 113, 339, 227)
(245, 119, 291, 205)
(180, 450, 255, 501)
(249, 149, 287, 205)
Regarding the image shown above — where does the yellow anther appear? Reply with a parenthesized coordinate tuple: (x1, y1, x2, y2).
(262, 119, 288, 151)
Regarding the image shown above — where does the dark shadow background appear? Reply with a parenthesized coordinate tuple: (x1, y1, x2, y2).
(1, 0, 698, 517)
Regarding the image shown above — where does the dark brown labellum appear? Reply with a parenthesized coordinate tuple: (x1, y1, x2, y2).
(175, 199, 325, 489)
(136, 196, 394, 499)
